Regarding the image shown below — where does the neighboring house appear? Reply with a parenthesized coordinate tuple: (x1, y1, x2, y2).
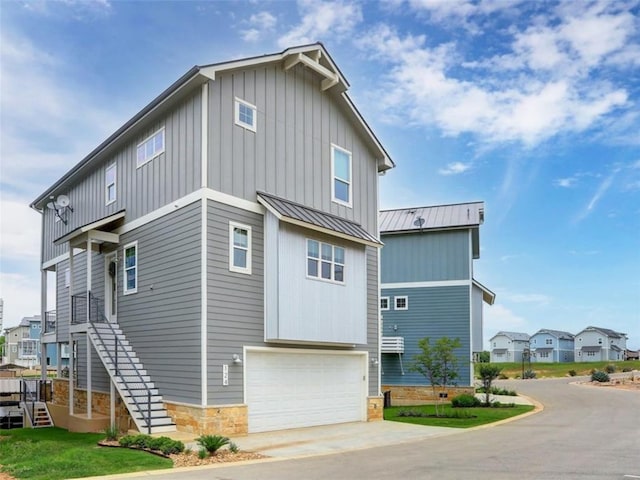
(490, 331, 530, 363)
(31, 44, 394, 435)
(4, 316, 40, 367)
(379, 202, 495, 403)
(530, 329, 574, 363)
(574, 326, 628, 362)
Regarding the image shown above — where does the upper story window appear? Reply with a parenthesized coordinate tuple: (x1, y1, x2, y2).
(598, 338, 603, 344)
(546, 338, 552, 345)
(331, 144, 352, 207)
(394, 296, 408, 310)
(137, 128, 165, 168)
(380, 297, 389, 311)
(234, 98, 256, 132)
(307, 239, 345, 283)
(105, 163, 116, 205)
(229, 222, 252, 274)
(123, 241, 138, 295)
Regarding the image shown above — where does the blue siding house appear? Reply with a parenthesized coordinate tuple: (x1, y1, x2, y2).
(530, 329, 574, 363)
(379, 202, 495, 403)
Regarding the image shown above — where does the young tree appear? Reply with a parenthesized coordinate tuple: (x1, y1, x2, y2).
(478, 364, 502, 406)
(410, 337, 461, 416)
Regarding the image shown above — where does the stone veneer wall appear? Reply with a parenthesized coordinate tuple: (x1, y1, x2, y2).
(382, 385, 474, 406)
(367, 396, 384, 421)
(165, 402, 248, 436)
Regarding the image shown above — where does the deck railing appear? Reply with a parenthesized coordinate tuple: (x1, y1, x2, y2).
(44, 310, 56, 334)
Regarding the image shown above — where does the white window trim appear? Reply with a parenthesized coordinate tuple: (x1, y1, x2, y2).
(123, 241, 138, 295)
(64, 268, 70, 288)
(331, 144, 352, 208)
(105, 162, 117, 205)
(229, 222, 252, 275)
(394, 296, 408, 311)
(380, 296, 389, 311)
(306, 239, 345, 285)
(136, 127, 165, 168)
(234, 97, 257, 132)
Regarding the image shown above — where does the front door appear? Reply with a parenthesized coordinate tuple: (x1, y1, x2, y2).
(104, 253, 117, 323)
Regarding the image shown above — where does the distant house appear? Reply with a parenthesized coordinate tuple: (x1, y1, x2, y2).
(3, 316, 63, 369)
(530, 329, 574, 363)
(489, 331, 530, 363)
(574, 326, 628, 362)
(379, 202, 495, 403)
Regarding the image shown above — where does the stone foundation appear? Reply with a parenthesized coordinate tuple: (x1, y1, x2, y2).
(165, 402, 248, 436)
(367, 396, 384, 421)
(382, 385, 474, 406)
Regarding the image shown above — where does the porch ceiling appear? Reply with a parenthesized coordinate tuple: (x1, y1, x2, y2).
(54, 210, 125, 248)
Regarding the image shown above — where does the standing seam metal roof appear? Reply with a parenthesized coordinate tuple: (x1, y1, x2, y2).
(379, 202, 484, 233)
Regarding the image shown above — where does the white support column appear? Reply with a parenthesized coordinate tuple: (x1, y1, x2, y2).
(40, 270, 47, 380)
(87, 333, 92, 419)
(69, 244, 74, 416)
(86, 243, 92, 419)
(56, 343, 62, 378)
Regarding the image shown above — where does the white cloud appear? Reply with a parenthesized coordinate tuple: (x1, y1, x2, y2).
(503, 292, 552, 306)
(575, 167, 620, 221)
(484, 304, 529, 345)
(277, 0, 362, 48)
(438, 162, 471, 175)
(241, 11, 277, 42)
(554, 177, 576, 188)
(23, 0, 112, 19)
(0, 273, 42, 329)
(0, 195, 41, 261)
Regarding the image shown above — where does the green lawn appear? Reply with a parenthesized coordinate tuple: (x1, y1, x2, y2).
(0, 428, 172, 480)
(486, 360, 640, 379)
(384, 404, 534, 428)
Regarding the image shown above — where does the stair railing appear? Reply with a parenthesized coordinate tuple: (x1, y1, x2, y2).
(87, 292, 153, 434)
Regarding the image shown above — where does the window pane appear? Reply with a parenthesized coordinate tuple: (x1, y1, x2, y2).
(154, 132, 164, 152)
(233, 248, 247, 268)
(334, 179, 349, 202)
(145, 140, 154, 158)
(307, 240, 319, 258)
(334, 264, 344, 282)
(137, 146, 145, 163)
(334, 149, 350, 181)
(107, 185, 116, 202)
(233, 228, 248, 248)
(106, 166, 115, 184)
(125, 247, 136, 268)
(126, 269, 136, 289)
(334, 247, 344, 264)
(239, 104, 253, 125)
(321, 243, 332, 261)
(308, 258, 318, 277)
(321, 261, 331, 279)
(380, 298, 388, 309)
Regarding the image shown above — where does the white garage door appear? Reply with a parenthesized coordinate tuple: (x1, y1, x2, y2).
(246, 350, 367, 433)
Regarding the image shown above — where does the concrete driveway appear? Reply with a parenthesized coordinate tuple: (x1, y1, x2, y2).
(89, 377, 640, 479)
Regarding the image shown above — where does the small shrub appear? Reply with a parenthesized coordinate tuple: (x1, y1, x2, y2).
(103, 425, 119, 441)
(118, 435, 136, 448)
(498, 373, 509, 379)
(622, 367, 632, 372)
(605, 364, 617, 374)
(568, 370, 577, 377)
(523, 370, 536, 379)
(148, 437, 184, 455)
(451, 394, 481, 408)
(397, 409, 422, 417)
(229, 441, 239, 454)
(196, 434, 230, 456)
(198, 448, 208, 459)
(131, 434, 153, 449)
(184, 447, 192, 454)
(591, 370, 610, 383)
(491, 401, 516, 408)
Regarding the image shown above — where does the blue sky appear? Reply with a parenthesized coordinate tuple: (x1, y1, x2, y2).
(1, 0, 639, 349)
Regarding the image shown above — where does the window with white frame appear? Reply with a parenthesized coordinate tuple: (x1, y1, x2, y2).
(539, 351, 549, 358)
(307, 239, 345, 283)
(395, 296, 408, 310)
(123, 242, 138, 294)
(331, 144, 352, 206)
(229, 222, 252, 274)
(380, 297, 389, 311)
(234, 98, 256, 132)
(546, 338, 552, 345)
(136, 128, 165, 168)
(105, 163, 116, 205)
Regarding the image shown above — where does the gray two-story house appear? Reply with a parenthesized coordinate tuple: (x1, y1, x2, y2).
(379, 202, 495, 404)
(530, 329, 574, 363)
(575, 326, 628, 362)
(31, 44, 394, 435)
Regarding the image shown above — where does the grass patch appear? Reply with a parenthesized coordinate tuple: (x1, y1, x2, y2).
(0, 428, 172, 480)
(485, 360, 640, 379)
(384, 404, 534, 428)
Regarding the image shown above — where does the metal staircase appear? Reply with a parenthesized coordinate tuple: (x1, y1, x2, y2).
(20, 380, 53, 428)
(88, 320, 176, 434)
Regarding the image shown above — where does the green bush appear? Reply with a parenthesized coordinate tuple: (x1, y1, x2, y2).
(523, 370, 536, 379)
(568, 370, 577, 377)
(229, 441, 239, 454)
(476, 386, 517, 396)
(118, 435, 137, 448)
(103, 425, 119, 441)
(605, 364, 617, 373)
(196, 434, 230, 456)
(622, 367, 633, 372)
(498, 373, 509, 379)
(198, 448, 208, 459)
(148, 437, 184, 455)
(591, 370, 610, 382)
(451, 394, 481, 408)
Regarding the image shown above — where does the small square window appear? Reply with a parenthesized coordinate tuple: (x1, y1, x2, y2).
(395, 296, 408, 310)
(235, 98, 256, 132)
(229, 222, 252, 274)
(380, 297, 389, 311)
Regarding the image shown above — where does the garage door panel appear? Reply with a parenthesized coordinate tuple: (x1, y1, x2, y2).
(246, 351, 366, 433)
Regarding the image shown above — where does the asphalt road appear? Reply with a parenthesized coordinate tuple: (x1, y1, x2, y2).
(123, 377, 640, 480)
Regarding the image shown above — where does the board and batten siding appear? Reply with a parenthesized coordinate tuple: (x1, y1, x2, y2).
(41, 91, 202, 264)
(206, 63, 379, 235)
(381, 230, 470, 283)
(380, 286, 472, 386)
(366, 246, 380, 397)
(117, 201, 202, 404)
(207, 200, 264, 405)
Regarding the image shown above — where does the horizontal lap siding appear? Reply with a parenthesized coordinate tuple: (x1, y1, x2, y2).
(118, 202, 201, 404)
(75, 335, 110, 393)
(380, 286, 472, 386)
(207, 201, 264, 405)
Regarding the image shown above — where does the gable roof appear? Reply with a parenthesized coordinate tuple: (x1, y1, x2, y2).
(31, 43, 394, 210)
(577, 326, 626, 339)
(472, 279, 496, 305)
(257, 191, 381, 247)
(379, 201, 484, 234)
(491, 331, 530, 342)
(533, 329, 574, 340)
